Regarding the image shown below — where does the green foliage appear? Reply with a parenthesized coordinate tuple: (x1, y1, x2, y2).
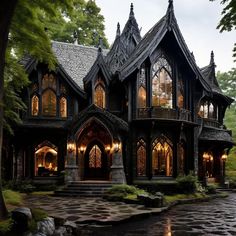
(0, 218, 13, 235)
(176, 174, 198, 193)
(3, 190, 22, 206)
(31, 208, 48, 222)
(164, 193, 205, 204)
(206, 184, 217, 194)
(3, 180, 35, 193)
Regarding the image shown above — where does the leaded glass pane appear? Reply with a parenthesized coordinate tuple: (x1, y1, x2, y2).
(60, 97, 67, 118)
(42, 74, 56, 90)
(137, 139, 146, 176)
(31, 95, 39, 116)
(42, 89, 56, 116)
(94, 84, 105, 108)
(138, 86, 146, 108)
(89, 145, 102, 168)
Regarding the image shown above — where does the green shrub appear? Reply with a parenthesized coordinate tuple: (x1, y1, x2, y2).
(206, 184, 217, 194)
(31, 208, 48, 222)
(176, 174, 198, 193)
(3, 180, 35, 193)
(0, 219, 13, 235)
(3, 190, 23, 206)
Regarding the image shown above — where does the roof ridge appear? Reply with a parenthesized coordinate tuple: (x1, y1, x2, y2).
(52, 40, 100, 50)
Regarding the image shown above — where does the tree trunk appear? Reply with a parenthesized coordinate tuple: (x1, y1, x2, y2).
(0, 0, 18, 220)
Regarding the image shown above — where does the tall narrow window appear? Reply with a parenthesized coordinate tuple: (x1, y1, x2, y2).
(177, 76, 184, 108)
(178, 142, 185, 175)
(94, 84, 105, 108)
(152, 57, 172, 108)
(137, 139, 146, 176)
(60, 97, 67, 118)
(31, 95, 39, 116)
(89, 145, 102, 168)
(42, 89, 56, 116)
(152, 137, 173, 176)
(198, 100, 217, 120)
(137, 65, 146, 108)
(42, 74, 56, 90)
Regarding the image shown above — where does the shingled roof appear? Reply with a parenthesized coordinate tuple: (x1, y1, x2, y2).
(52, 41, 109, 89)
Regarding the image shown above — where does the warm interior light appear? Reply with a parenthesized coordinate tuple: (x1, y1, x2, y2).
(80, 146, 85, 153)
(67, 141, 75, 153)
(105, 145, 111, 153)
(222, 153, 227, 160)
(203, 152, 209, 160)
(113, 142, 120, 152)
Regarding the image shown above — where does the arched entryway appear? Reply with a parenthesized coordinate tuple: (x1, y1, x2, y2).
(76, 118, 112, 180)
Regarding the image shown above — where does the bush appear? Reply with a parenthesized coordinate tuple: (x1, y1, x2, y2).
(176, 174, 198, 193)
(206, 184, 217, 194)
(3, 180, 35, 193)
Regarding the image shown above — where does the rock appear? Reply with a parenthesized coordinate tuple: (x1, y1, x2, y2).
(137, 194, 163, 208)
(37, 217, 55, 236)
(64, 221, 78, 235)
(12, 207, 32, 232)
(53, 226, 67, 236)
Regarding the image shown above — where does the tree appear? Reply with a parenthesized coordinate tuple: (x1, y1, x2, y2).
(211, 0, 236, 58)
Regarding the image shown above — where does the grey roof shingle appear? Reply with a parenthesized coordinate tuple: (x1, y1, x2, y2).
(52, 41, 108, 89)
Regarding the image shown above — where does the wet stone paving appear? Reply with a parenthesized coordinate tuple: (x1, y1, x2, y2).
(92, 193, 236, 236)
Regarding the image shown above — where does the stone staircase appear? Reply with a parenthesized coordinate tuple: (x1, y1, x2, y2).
(54, 181, 113, 197)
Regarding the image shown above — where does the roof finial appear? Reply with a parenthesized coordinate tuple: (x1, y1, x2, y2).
(116, 22, 120, 37)
(210, 50, 215, 65)
(167, 0, 174, 30)
(98, 37, 103, 54)
(129, 3, 134, 17)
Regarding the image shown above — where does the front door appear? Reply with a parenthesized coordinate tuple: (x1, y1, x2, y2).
(84, 143, 108, 180)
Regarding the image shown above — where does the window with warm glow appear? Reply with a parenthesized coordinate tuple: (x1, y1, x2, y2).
(35, 143, 58, 176)
(94, 84, 105, 108)
(137, 139, 146, 176)
(152, 57, 172, 108)
(198, 100, 217, 119)
(42, 89, 56, 116)
(42, 74, 56, 90)
(31, 95, 39, 116)
(177, 77, 184, 108)
(89, 145, 102, 168)
(60, 97, 67, 118)
(137, 65, 147, 108)
(178, 142, 185, 175)
(152, 137, 173, 176)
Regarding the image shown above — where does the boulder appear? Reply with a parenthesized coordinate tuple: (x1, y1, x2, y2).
(137, 193, 163, 208)
(37, 217, 55, 236)
(12, 207, 32, 232)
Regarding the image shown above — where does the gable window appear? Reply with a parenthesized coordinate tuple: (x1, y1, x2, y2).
(42, 89, 56, 116)
(177, 75, 184, 108)
(152, 57, 172, 108)
(31, 95, 39, 116)
(60, 97, 67, 118)
(152, 136, 173, 176)
(137, 64, 147, 108)
(94, 78, 106, 108)
(137, 139, 146, 176)
(89, 145, 102, 168)
(198, 100, 217, 119)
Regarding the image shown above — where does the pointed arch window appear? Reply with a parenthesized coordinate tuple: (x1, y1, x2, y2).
(42, 74, 56, 90)
(177, 75, 184, 108)
(137, 139, 146, 176)
(152, 136, 173, 176)
(60, 97, 67, 118)
(94, 80, 106, 108)
(198, 100, 217, 119)
(152, 57, 172, 108)
(31, 95, 39, 116)
(89, 145, 102, 168)
(178, 142, 185, 175)
(137, 64, 147, 108)
(42, 89, 56, 116)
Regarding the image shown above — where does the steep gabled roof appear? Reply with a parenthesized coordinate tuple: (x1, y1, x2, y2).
(200, 51, 234, 105)
(52, 41, 109, 89)
(119, 1, 211, 91)
(83, 50, 111, 85)
(106, 3, 141, 74)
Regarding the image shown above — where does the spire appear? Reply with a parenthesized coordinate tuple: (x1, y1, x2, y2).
(129, 3, 134, 18)
(210, 50, 215, 65)
(166, 0, 174, 30)
(116, 22, 120, 37)
(98, 37, 103, 54)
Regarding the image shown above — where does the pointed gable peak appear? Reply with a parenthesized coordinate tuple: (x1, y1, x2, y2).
(210, 50, 215, 66)
(129, 3, 134, 18)
(166, 0, 174, 29)
(116, 22, 121, 37)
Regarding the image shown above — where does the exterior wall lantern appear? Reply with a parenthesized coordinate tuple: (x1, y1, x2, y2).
(79, 146, 85, 154)
(67, 141, 75, 153)
(105, 145, 111, 153)
(221, 153, 228, 161)
(113, 142, 120, 153)
(203, 152, 209, 161)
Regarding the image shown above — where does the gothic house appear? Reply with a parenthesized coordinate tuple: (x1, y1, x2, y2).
(6, 2, 234, 188)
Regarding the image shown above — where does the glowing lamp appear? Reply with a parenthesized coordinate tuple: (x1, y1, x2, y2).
(79, 146, 85, 154)
(113, 142, 120, 153)
(221, 154, 227, 160)
(67, 141, 75, 153)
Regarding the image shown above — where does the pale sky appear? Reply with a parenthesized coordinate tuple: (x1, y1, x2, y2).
(95, 0, 235, 72)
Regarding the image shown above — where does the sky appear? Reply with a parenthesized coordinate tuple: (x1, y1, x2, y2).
(95, 0, 235, 72)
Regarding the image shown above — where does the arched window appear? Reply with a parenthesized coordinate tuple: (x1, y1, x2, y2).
(89, 145, 102, 168)
(94, 83, 105, 108)
(152, 57, 172, 108)
(177, 76, 184, 108)
(198, 100, 217, 119)
(178, 142, 185, 175)
(35, 141, 58, 176)
(152, 137, 173, 176)
(60, 97, 67, 118)
(42, 74, 56, 90)
(137, 139, 146, 176)
(137, 65, 146, 108)
(31, 95, 39, 116)
(42, 89, 56, 116)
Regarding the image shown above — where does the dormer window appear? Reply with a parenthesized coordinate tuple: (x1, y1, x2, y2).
(42, 89, 56, 116)
(198, 100, 218, 119)
(152, 57, 172, 108)
(137, 64, 146, 108)
(94, 78, 106, 108)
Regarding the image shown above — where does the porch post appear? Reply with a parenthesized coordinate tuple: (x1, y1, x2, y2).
(64, 140, 79, 183)
(111, 142, 126, 184)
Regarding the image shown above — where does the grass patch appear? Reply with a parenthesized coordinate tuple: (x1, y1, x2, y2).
(3, 190, 23, 206)
(31, 208, 48, 222)
(30, 191, 53, 196)
(0, 218, 13, 235)
(165, 193, 205, 204)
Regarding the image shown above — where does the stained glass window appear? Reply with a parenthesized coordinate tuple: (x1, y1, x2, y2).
(177, 76, 184, 108)
(137, 64, 147, 108)
(42, 89, 56, 116)
(137, 139, 146, 176)
(178, 142, 185, 174)
(42, 74, 56, 90)
(94, 84, 105, 108)
(89, 145, 102, 168)
(152, 57, 172, 108)
(152, 137, 173, 176)
(60, 97, 67, 118)
(198, 100, 217, 119)
(31, 95, 39, 116)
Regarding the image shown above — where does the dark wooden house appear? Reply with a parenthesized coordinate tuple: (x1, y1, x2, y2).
(5, 2, 234, 188)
